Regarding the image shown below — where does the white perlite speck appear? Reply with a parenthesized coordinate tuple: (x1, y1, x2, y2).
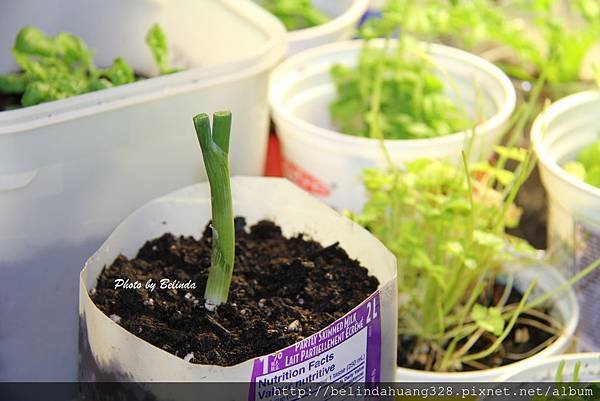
(110, 314, 122, 324)
(287, 320, 301, 332)
(184, 352, 194, 362)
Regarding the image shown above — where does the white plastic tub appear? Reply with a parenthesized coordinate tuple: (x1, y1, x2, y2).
(79, 177, 397, 395)
(281, 0, 368, 56)
(496, 353, 600, 382)
(395, 263, 579, 382)
(0, 0, 286, 381)
(269, 39, 516, 212)
(531, 90, 600, 352)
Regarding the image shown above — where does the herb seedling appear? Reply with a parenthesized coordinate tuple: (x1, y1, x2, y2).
(256, 0, 329, 31)
(348, 26, 600, 368)
(146, 24, 179, 75)
(352, 147, 600, 371)
(329, 2, 471, 140)
(193, 112, 235, 310)
(390, 0, 600, 93)
(0, 24, 177, 107)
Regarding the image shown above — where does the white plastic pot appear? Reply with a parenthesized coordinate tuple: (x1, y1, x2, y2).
(396, 263, 579, 382)
(269, 39, 516, 212)
(496, 353, 600, 382)
(79, 177, 397, 393)
(283, 0, 368, 56)
(0, 0, 286, 381)
(531, 90, 600, 352)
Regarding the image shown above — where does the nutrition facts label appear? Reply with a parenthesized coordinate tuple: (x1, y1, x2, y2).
(574, 220, 600, 351)
(249, 292, 381, 401)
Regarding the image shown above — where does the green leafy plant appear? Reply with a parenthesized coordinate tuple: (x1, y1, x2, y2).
(347, 28, 600, 368)
(390, 0, 600, 91)
(563, 138, 600, 188)
(146, 23, 179, 75)
(350, 148, 600, 371)
(256, 0, 329, 31)
(329, 3, 471, 140)
(193, 111, 235, 309)
(0, 24, 177, 107)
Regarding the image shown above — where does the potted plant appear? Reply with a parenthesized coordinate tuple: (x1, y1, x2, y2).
(348, 143, 599, 380)
(0, 0, 286, 381)
(269, 3, 516, 212)
(79, 112, 397, 397)
(0, 25, 177, 109)
(369, 0, 600, 250)
(256, 0, 370, 56)
(532, 89, 600, 351)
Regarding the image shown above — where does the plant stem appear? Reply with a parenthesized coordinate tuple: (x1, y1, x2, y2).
(460, 279, 537, 364)
(193, 112, 235, 309)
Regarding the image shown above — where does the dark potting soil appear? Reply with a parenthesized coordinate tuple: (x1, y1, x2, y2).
(0, 92, 21, 112)
(91, 218, 379, 367)
(397, 283, 556, 372)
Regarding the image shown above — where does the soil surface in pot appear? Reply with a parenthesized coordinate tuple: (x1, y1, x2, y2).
(91, 218, 379, 367)
(0, 93, 21, 112)
(397, 283, 557, 372)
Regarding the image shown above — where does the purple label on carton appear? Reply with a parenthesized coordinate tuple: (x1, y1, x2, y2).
(574, 220, 600, 350)
(249, 292, 381, 401)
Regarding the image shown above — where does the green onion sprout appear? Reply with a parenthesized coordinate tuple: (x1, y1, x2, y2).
(193, 111, 235, 310)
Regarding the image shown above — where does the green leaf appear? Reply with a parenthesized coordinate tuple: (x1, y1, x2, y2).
(473, 230, 504, 250)
(471, 304, 504, 336)
(103, 57, 135, 86)
(577, 139, 600, 170)
(563, 161, 586, 180)
(145, 24, 178, 75)
(495, 146, 528, 162)
(586, 165, 600, 188)
(13, 26, 55, 57)
(0, 73, 28, 94)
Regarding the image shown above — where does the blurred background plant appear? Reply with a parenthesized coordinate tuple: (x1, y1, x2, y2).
(255, 0, 329, 31)
(391, 0, 600, 98)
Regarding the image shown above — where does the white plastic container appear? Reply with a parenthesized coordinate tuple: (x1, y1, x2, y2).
(79, 177, 397, 395)
(496, 353, 600, 382)
(531, 90, 600, 352)
(282, 0, 368, 56)
(395, 263, 579, 382)
(0, 0, 286, 381)
(269, 39, 516, 212)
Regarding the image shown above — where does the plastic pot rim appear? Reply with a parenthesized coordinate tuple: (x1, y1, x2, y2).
(531, 90, 600, 199)
(495, 352, 600, 382)
(269, 39, 516, 151)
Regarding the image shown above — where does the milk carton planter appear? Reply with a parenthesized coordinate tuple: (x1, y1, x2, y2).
(532, 91, 600, 351)
(0, 0, 286, 381)
(269, 40, 516, 212)
(395, 263, 579, 382)
(261, 0, 369, 57)
(80, 177, 397, 392)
